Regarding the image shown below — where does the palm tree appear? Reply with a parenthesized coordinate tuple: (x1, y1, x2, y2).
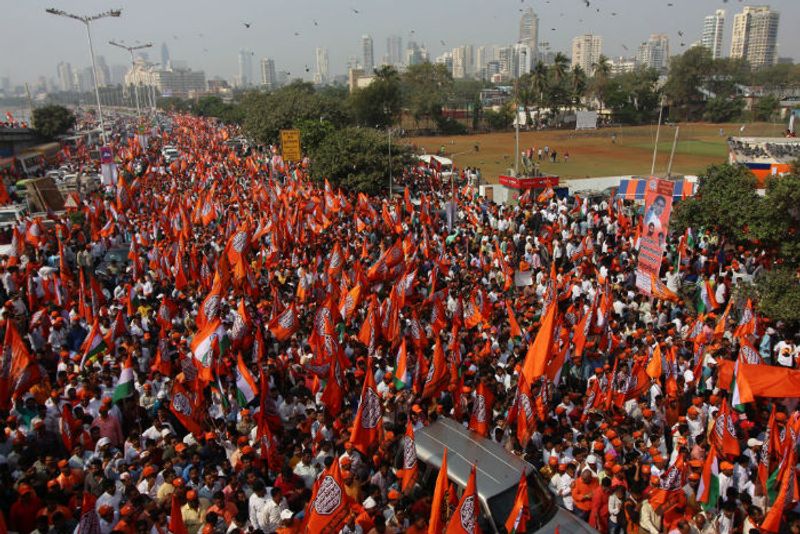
(515, 73, 534, 129)
(591, 55, 612, 115)
(546, 53, 570, 121)
(569, 65, 587, 111)
(529, 61, 548, 128)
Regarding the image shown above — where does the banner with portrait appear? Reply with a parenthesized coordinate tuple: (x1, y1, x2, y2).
(636, 178, 674, 295)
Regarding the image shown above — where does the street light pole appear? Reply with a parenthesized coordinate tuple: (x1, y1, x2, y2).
(109, 41, 152, 121)
(388, 127, 392, 198)
(46, 8, 122, 144)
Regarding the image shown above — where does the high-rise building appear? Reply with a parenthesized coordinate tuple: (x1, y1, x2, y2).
(435, 51, 453, 74)
(362, 34, 374, 73)
(406, 41, 423, 67)
(498, 46, 514, 78)
(730, 6, 780, 68)
(124, 59, 206, 97)
(452, 46, 467, 79)
(519, 8, 539, 57)
(111, 64, 128, 86)
(95, 55, 111, 87)
(636, 34, 670, 73)
(75, 67, 95, 93)
(314, 48, 329, 84)
(513, 43, 533, 78)
(237, 49, 253, 87)
(701, 9, 725, 60)
(161, 42, 170, 68)
(571, 34, 603, 73)
(475, 46, 490, 77)
(260, 58, 277, 90)
(386, 35, 403, 67)
(57, 62, 74, 92)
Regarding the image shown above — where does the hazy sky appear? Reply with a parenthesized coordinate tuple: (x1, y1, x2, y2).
(3, 0, 798, 85)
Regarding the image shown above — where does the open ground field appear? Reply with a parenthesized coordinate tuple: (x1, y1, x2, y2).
(403, 122, 786, 182)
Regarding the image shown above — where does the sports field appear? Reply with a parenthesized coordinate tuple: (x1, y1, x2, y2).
(403, 122, 786, 181)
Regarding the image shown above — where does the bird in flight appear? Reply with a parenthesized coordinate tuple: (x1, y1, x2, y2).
(243, 22, 251, 28)
(678, 30, 684, 36)
(583, 0, 590, 6)
(313, 19, 318, 26)
(351, 8, 360, 14)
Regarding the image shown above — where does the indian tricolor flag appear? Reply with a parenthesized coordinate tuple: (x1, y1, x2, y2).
(235, 352, 259, 406)
(79, 320, 107, 368)
(393, 338, 410, 390)
(112, 354, 135, 402)
(697, 280, 719, 313)
(697, 446, 719, 510)
(190, 318, 229, 382)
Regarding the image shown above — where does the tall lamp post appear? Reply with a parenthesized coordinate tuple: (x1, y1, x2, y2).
(109, 40, 152, 120)
(45, 8, 122, 144)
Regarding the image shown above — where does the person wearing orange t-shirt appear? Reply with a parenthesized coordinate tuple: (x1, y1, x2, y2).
(573, 468, 599, 522)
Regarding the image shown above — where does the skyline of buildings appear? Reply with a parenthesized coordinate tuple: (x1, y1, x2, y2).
(15, 4, 788, 99)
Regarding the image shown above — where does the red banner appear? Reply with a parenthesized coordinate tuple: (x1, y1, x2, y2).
(498, 175, 559, 189)
(636, 178, 673, 295)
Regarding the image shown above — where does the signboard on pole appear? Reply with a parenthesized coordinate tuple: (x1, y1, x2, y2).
(635, 177, 674, 294)
(279, 129, 302, 162)
(498, 175, 559, 189)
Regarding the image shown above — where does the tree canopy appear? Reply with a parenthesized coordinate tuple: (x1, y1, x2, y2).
(32, 105, 75, 139)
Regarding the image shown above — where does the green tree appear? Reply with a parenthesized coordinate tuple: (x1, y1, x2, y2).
(192, 95, 243, 124)
(295, 118, 336, 154)
(544, 53, 570, 120)
(241, 81, 350, 144)
(753, 95, 780, 122)
(664, 47, 714, 120)
(401, 63, 453, 128)
(569, 65, 588, 111)
(484, 103, 514, 131)
(590, 55, 611, 114)
(703, 96, 744, 123)
(750, 165, 800, 265)
(530, 61, 549, 127)
(349, 66, 402, 128)
(32, 105, 75, 139)
(754, 268, 800, 328)
(604, 68, 661, 125)
(672, 163, 761, 244)
(309, 126, 412, 194)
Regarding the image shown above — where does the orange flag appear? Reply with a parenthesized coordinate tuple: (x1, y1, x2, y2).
(398, 420, 419, 494)
(422, 335, 449, 400)
(468, 381, 495, 437)
(349, 358, 383, 456)
(506, 300, 522, 338)
(522, 299, 557, 382)
(268, 303, 300, 342)
(505, 472, 530, 534)
(169, 494, 188, 534)
(646, 343, 662, 379)
(446, 464, 478, 534)
(735, 298, 756, 338)
(428, 448, 449, 534)
(711, 399, 741, 457)
(760, 445, 795, 533)
(303, 456, 351, 533)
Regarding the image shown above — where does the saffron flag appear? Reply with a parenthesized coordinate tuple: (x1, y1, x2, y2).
(169, 494, 188, 534)
(303, 456, 351, 534)
(349, 358, 383, 455)
(428, 448, 450, 534)
(522, 299, 557, 382)
(446, 464, 479, 534)
(468, 381, 495, 437)
(505, 472, 530, 534)
(397, 420, 419, 494)
(422, 335, 449, 400)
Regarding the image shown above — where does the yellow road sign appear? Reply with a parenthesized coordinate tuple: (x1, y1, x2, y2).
(280, 129, 302, 162)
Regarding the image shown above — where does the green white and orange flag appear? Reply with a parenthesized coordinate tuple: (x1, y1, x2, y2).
(112, 353, 135, 402)
(697, 445, 719, 510)
(394, 338, 410, 390)
(79, 320, 107, 368)
(190, 318, 229, 382)
(235, 352, 259, 405)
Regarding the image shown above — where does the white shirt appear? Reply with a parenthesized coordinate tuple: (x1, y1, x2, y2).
(558, 473, 574, 510)
(257, 497, 287, 534)
(248, 492, 271, 532)
(293, 461, 318, 489)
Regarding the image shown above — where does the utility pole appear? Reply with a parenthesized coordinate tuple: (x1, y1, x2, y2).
(109, 40, 152, 121)
(666, 126, 680, 178)
(46, 8, 122, 144)
(650, 94, 665, 176)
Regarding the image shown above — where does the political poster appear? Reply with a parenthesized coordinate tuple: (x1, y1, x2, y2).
(279, 129, 302, 162)
(636, 178, 674, 295)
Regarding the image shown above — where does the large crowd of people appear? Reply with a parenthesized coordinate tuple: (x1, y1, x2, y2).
(0, 113, 796, 534)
